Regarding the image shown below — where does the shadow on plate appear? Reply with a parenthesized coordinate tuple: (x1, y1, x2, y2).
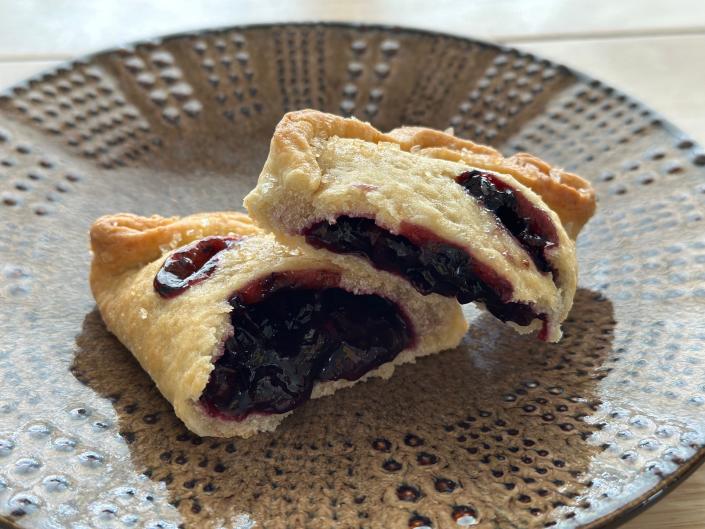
(72, 288, 614, 529)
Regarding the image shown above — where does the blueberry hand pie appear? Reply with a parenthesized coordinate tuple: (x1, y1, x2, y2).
(90, 212, 467, 438)
(245, 110, 596, 342)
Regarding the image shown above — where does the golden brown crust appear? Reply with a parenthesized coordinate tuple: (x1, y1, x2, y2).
(90, 212, 262, 274)
(387, 128, 595, 238)
(245, 110, 587, 342)
(90, 212, 267, 437)
(259, 110, 595, 239)
(90, 212, 467, 438)
(383, 125, 501, 156)
(386, 126, 596, 239)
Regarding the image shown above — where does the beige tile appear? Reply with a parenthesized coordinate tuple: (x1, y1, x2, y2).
(0, 0, 704, 57)
(0, 61, 61, 89)
(513, 34, 705, 144)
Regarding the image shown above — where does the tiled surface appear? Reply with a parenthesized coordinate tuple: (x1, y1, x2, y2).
(0, 2, 703, 528)
(0, 0, 703, 56)
(0, 61, 60, 86)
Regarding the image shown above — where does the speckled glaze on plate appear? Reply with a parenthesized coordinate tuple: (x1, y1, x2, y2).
(0, 22, 704, 529)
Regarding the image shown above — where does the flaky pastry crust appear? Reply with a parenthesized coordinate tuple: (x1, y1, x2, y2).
(386, 126, 596, 239)
(90, 212, 263, 272)
(90, 212, 467, 438)
(245, 110, 594, 342)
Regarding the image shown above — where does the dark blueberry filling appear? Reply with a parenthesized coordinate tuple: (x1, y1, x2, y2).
(200, 271, 413, 420)
(303, 216, 539, 327)
(154, 236, 240, 298)
(456, 169, 558, 275)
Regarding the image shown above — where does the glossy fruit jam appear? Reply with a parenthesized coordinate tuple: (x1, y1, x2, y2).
(303, 216, 542, 328)
(200, 271, 414, 420)
(154, 235, 240, 298)
(456, 169, 558, 275)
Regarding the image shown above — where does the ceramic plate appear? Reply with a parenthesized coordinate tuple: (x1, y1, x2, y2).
(1, 23, 704, 529)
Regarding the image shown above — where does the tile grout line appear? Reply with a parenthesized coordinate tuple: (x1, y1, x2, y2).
(497, 25, 705, 43)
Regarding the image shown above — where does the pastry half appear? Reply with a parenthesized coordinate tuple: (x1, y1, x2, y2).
(90, 212, 467, 438)
(245, 110, 596, 342)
